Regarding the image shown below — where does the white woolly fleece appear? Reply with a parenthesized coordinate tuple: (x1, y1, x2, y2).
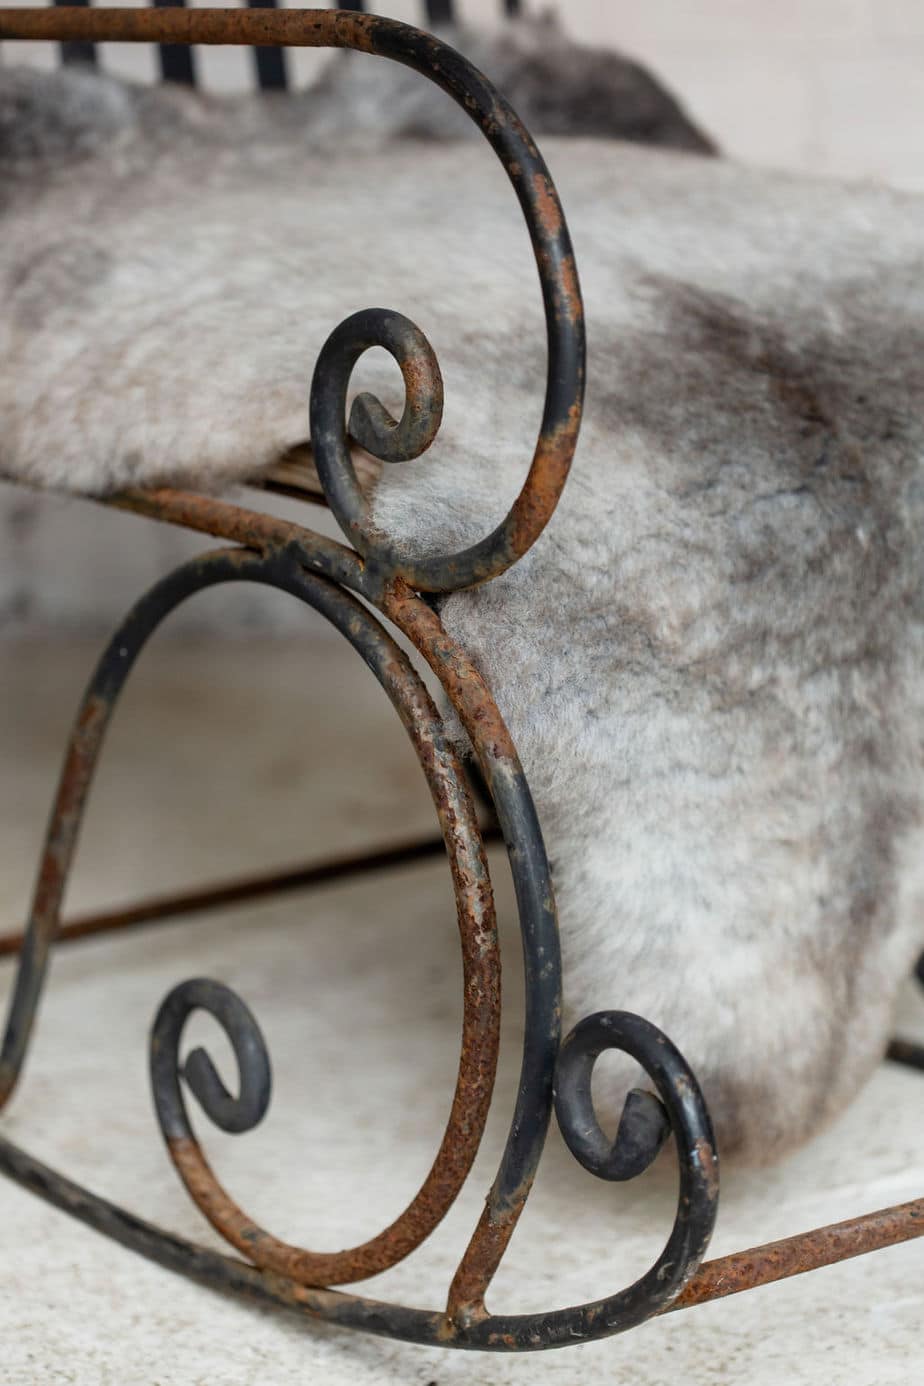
(2, 72, 924, 1160)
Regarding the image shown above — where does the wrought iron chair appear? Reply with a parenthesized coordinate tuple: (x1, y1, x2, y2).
(0, 2, 921, 1355)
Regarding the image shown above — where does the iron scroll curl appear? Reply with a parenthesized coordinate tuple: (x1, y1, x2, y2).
(306, 10, 587, 593)
(0, 6, 586, 596)
(0, 6, 731, 1353)
(0, 6, 586, 593)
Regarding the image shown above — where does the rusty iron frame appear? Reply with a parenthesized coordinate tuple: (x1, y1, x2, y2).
(0, 4, 921, 1355)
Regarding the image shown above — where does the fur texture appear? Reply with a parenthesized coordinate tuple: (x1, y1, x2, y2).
(1, 65, 923, 1160)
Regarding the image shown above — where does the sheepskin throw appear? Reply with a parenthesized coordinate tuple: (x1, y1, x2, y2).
(2, 59, 924, 1161)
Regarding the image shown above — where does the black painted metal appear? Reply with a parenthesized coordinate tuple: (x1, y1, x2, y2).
(0, 7, 722, 1354)
(0, 539, 716, 1348)
(54, 0, 96, 66)
(45, 1, 520, 88)
(426, 0, 454, 26)
(549, 1010, 719, 1325)
(152, 0, 195, 85)
(246, 0, 287, 91)
(153, 979, 273, 1139)
(308, 18, 585, 592)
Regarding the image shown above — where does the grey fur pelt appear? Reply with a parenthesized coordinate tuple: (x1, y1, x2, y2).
(1, 59, 923, 1160)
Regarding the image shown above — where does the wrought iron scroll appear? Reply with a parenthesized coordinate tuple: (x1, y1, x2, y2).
(0, 5, 919, 1358)
(0, 522, 719, 1349)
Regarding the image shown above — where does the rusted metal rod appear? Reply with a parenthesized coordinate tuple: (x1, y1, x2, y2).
(0, 6, 393, 47)
(0, 827, 503, 958)
(671, 1196, 924, 1311)
(3, 5, 920, 1355)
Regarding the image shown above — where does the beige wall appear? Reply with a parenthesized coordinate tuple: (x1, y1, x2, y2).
(3, 0, 923, 186)
(549, 0, 924, 189)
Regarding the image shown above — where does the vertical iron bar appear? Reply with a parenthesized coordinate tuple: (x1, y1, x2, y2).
(426, 0, 454, 25)
(247, 0, 287, 91)
(55, 0, 97, 66)
(152, 0, 196, 86)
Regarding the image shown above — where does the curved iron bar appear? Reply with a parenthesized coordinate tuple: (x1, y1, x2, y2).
(553, 1012, 718, 1306)
(0, 546, 503, 1289)
(153, 979, 273, 1137)
(61, 489, 725, 1334)
(0, 5, 586, 594)
(2, 492, 923, 1343)
(377, 582, 721, 1337)
(0, 508, 719, 1345)
(313, 307, 444, 468)
(7, 0, 902, 1353)
(3, 1128, 922, 1351)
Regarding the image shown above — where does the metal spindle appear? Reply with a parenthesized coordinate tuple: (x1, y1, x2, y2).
(426, 0, 454, 26)
(152, 0, 196, 85)
(246, 0, 287, 90)
(54, 0, 97, 66)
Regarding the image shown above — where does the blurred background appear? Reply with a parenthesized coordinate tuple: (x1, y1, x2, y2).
(3, 0, 923, 188)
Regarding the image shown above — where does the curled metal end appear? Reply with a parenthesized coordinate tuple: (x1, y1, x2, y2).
(554, 1009, 718, 1231)
(593, 1087, 671, 1182)
(310, 308, 444, 562)
(347, 324, 443, 466)
(150, 978, 271, 1143)
(554, 1011, 681, 1181)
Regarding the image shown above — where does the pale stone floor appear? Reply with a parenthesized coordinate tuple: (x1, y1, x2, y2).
(0, 639, 921, 1385)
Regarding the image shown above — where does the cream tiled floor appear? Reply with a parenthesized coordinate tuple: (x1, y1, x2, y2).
(0, 639, 921, 1385)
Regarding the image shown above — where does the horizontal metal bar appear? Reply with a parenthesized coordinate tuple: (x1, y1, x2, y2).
(0, 7, 382, 47)
(0, 827, 502, 956)
(1, 1126, 921, 1345)
(671, 1196, 924, 1311)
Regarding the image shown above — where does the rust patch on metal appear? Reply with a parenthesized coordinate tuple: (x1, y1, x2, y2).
(107, 488, 365, 594)
(382, 579, 520, 767)
(506, 400, 582, 562)
(111, 488, 306, 555)
(0, 687, 112, 1109)
(445, 1189, 529, 1323)
(531, 172, 563, 239)
(692, 1137, 719, 1204)
(557, 253, 583, 327)
(0, 7, 380, 52)
(150, 588, 503, 1289)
